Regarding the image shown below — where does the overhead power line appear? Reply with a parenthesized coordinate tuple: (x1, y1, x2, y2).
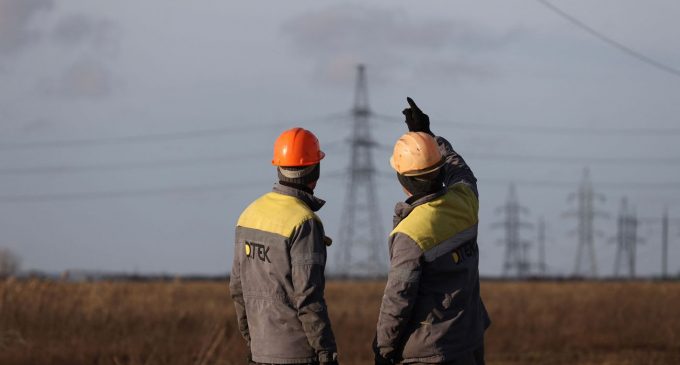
(0, 154, 265, 175)
(3, 175, 680, 204)
(480, 178, 680, 190)
(374, 114, 680, 136)
(464, 152, 680, 165)
(367, 171, 680, 190)
(0, 124, 284, 150)
(0, 181, 262, 203)
(0, 113, 348, 151)
(537, 0, 680, 79)
(436, 120, 680, 136)
(3, 149, 680, 176)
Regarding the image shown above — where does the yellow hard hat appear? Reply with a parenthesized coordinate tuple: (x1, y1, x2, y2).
(389, 132, 444, 176)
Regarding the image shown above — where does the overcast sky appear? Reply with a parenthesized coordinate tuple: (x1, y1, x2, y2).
(1, 0, 679, 277)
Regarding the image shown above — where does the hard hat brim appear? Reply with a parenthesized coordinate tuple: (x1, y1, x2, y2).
(394, 156, 445, 177)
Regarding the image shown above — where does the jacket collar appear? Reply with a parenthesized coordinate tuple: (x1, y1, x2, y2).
(272, 183, 325, 212)
(393, 188, 447, 227)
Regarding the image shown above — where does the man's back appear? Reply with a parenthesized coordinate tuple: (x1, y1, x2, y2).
(388, 184, 489, 361)
(375, 98, 489, 365)
(229, 127, 337, 365)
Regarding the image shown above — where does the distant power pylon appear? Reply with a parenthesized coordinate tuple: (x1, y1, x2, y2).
(611, 197, 643, 278)
(492, 184, 533, 278)
(537, 217, 548, 276)
(336, 64, 386, 277)
(564, 168, 607, 278)
(640, 207, 680, 279)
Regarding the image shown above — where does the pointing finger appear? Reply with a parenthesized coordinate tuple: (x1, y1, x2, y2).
(406, 97, 420, 111)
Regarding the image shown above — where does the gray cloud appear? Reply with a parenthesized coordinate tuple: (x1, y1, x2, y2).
(0, 0, 54, 55)
(38, 58, 112, 98)
(0, 1, 119, 99)
(281, 3, 518, 85)
(19, 118, 54, 133)
(44, 14, 120, 98)
(52, 14, 116, 53)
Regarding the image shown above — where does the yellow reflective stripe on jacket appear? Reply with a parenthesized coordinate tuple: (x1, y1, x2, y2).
(390, 183, 479, 252)
(237, 192, 318, 237)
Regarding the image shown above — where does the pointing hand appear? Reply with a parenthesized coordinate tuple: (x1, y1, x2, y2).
(402, 97, 433, 136)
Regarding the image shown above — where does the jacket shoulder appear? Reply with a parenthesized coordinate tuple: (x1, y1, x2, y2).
(391, 183, 478, 252)
(237, 192, 318, 237)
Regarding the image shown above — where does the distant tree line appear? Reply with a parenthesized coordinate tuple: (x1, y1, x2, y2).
(0, 248, 20, 277)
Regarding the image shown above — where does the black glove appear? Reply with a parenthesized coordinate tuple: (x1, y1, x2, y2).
(374, 353, 393, 365)
(402, 97, 433, 136)
(320, 351, 339, 365)
(246, 348, 254, 364)
(372, 336, 394, 365)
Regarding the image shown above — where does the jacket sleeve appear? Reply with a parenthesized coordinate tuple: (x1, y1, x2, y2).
(229, 233, 250, 345)
(435, 135, 478, 196)
(375, 233, 423, 360)
(290, 219, 338, 362)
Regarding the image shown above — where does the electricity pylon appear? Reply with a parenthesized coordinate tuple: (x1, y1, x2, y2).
(336, 64, 386, 277)
(611, 197, 643, 278)
(537, 217, 548, 276)
(564, 168, 607, 278)
(639, 207, 680, 279)
(492, 184, 533, 278)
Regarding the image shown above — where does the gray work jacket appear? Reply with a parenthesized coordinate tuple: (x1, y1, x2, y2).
(230, 184, 337, 364)
(376, 136, 491, 363)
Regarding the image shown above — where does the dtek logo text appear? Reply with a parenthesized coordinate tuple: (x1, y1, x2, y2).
(244, 241, 271, 263)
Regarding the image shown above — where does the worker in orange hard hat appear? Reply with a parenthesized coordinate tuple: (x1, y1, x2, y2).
(374, 98, 490, 365)
(231, 127, 339, 365)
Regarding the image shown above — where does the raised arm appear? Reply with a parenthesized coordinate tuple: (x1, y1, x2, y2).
(402, 97, 477, 195)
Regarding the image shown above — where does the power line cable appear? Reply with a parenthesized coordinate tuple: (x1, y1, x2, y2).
(464, 152, 680, 166)
(373, 114, 680, 136)
(0, 155, 250, 175)
(0, 138, 350, 176)
(436, 121, 680, 136)
(371, 141, 680, 165)
(0, 124, 284, 150)
(536, 0, 680, 79)
(481, 178, 680, 190)
(5, 145, 680, 176)
(347, 170, 680, 190)
(0, 113, 348, 151)
(0, 181, 262, 203)
(2, 175, 680, 204)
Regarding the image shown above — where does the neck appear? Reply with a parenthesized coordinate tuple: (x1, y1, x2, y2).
(279, 181, 314, 195)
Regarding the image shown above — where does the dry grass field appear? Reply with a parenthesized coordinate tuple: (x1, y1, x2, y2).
(0, 279, 679, 365)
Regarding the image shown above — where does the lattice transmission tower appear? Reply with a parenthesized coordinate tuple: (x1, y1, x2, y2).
(537, 217, 548, 276)
(638, 207, 680, 279)
(564, 168, 607, 278)
(611, 197, 643, 278)
(336, 64, 386, 277)
(492, 184, 533, 278)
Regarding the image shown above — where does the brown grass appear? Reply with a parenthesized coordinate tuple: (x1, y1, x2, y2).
(0, 279, 678, 365)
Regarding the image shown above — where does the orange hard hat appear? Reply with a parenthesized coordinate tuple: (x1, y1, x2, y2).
(272, 127, 325, 166)
(389, 132, 444, 176)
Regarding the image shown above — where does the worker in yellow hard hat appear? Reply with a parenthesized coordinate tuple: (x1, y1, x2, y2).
(374, 98, 490, 365)
(230, 128, 339, 365)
